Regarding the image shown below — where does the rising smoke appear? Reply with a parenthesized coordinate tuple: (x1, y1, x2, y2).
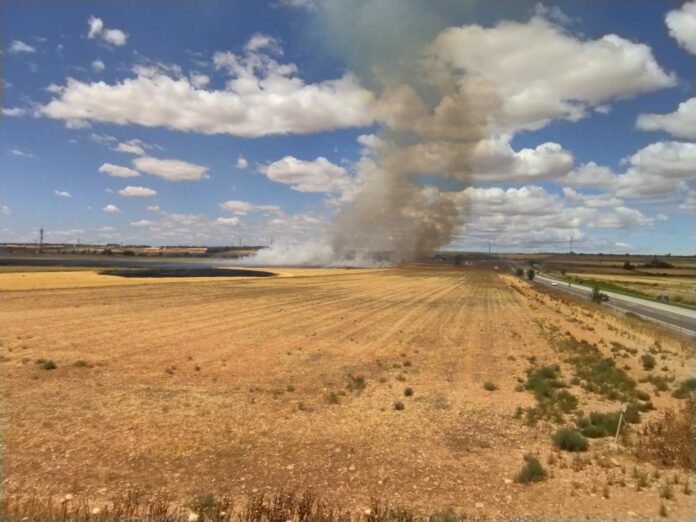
(249, 0, 530, 266)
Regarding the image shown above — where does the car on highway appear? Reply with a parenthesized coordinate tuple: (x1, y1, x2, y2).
(551, 282, 558, 286)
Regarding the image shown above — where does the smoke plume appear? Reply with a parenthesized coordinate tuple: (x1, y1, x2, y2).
(247, 0, 530, 266)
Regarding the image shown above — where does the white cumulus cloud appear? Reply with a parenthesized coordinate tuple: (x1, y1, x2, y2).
(260, 156, 350, 193)
(91, 60, 105, 72)
(132, 156, 208, 181)
(430, 16, 676, 132)
(40, 34, 374, 136)
(236, 155, 249, 169)
(118, 186, 157, 197)
(87, 16, 128, 46)
(666, 0, 696, 55)
(637, 97, 696, 140)
(219, 200, 280, 215)
(102, 204, 120, 213)
(54, 190, 72, 198)
(99, 163, 140, 177)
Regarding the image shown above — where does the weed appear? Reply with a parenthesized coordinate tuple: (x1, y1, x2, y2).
(346, 374, 366, 392)
(483, 382, 497, 391)
(660, 482, 673, 500)
(326, 392, 340, 405)
(633, 399, 694, 469)
(72, 360, 91, 368)
(672, 377, 696, 399)
(40, 360, 56, 370)
(641, 354, 656, 370)
(194, 365, 201, 372)
(515, 454, 547, 484)
(393, 401, 405, 411)
(553, 428, 588, 452)
(403, 387, 414, 397)
(659, 502, 668, 518)
(286, 384, 295, 392)
(396, 373, 407, 382)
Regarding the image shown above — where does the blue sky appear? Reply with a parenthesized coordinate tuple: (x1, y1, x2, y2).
(1, 0, 695, 257)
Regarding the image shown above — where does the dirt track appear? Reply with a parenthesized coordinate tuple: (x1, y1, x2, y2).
(1, 267, 693, 519)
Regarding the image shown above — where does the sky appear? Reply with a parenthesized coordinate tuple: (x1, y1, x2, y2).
(1, 0, 695, 256)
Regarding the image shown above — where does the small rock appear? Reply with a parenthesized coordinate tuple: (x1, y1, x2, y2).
(349, 464, 356, 471)
(504, 479, 513, 485)
(188, 513, 199, 522)
(286, 464, 295, 470)
(475, 503, 484, 509)
(627, 512, 637, 517)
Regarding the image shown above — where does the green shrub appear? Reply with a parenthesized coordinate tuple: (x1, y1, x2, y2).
(553, 428, 588, 452)
(346, 374, 366, 391)
(41, 360, 57, 370)
(483, 382, 497, 391)
(403, 387, 414, 397)
(393, 401, 405, 411)
(515, 454, 547, 483)
(641, 354, 656, 370)
(672, 378, 696, 399)
(327, 391, 340, 404)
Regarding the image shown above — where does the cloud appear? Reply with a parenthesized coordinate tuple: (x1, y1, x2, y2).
(429, 16, 676, 132)
(9, 147, 36, 158)
(132, 156, 208, 181)
(215, 217, 240, 226)
(118, 185, 157, 197)
(2, 107, 26, 117)
(679, 191, 696, 211)
(116, 139, 148, 155)
(102, 204, 121, 213)
(260, 156, 350, 193)
(219, 199, 281, 215)
(236, 155, 249, 169)
(412, 137, 575, 182)
(9, 40, 36, 54)
(130, 219, 153, 227)
(190, 74, 210, 88)
(40, 34, 374, 136)
(566, 141, 696, 199)
(665, 0, 696, 55)
(87, 16, 128, 46)
(99, 162, 140, 177)
(588, 206, 654, 229)
(91, 60, 106, 72)
(562, 187, 623, 208)
(54, 190, 72, 198)
(636, 97, 696, 140)
(1, 204, 10, 215)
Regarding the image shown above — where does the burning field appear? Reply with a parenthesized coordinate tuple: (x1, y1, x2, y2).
(1, 266, 694, 520)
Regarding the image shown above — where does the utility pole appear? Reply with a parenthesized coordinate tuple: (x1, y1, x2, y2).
(38, 228, 44, 254)
(488, 240, 491, 256)
(570, 235, 573, 253)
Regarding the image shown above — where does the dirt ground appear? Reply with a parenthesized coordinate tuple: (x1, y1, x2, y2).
(1, 267, 694, 520)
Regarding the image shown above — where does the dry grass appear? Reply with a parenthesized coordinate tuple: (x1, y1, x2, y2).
(1, 267, 695, 520)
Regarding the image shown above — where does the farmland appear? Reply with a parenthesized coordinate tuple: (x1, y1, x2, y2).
(0, 266, 694, 520)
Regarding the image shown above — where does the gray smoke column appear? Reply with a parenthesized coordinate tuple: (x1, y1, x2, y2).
(317, 0, 504, 263)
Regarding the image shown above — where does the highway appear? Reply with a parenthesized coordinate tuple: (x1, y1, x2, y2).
(533, 273, 696, 336)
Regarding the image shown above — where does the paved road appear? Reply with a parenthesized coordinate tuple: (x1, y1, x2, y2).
(534, 273, 696, 335)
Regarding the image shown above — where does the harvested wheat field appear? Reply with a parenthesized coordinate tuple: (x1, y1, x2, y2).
(1, 267, 694, 520)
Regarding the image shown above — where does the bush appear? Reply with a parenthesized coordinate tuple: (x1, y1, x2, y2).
(393, 401, 405, 411)
(483, 382, 497, 391)
(634, 399, 694, 469)
(403, 387, 414, 397)
(346, 374, 366, 391)
(515, 454, 547, 483)
(526, 268, 535, 281)
(41, 360, 57, 370)
(326, 391, 340, 405)
(672, 378, 696, 399)
(553, 428, 588, 452)
(641, 354, 656, 370)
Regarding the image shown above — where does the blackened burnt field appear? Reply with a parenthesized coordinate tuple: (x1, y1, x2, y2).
(0, 266, 693, 520)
